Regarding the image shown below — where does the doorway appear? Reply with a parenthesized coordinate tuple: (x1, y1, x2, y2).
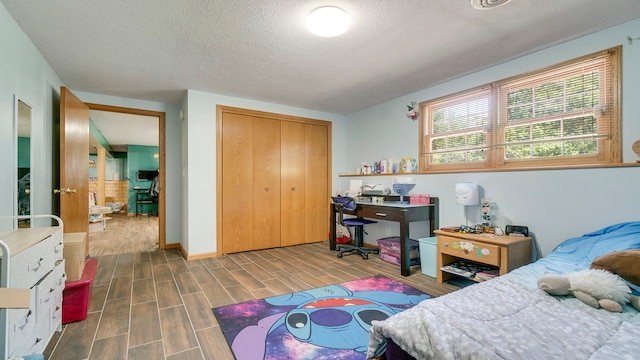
(86, 103, 166, 256)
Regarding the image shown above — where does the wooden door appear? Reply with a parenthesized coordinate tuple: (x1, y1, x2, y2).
(221, 112, 281, 253)
(305, 124, 329, 243)
(280, 121, 305, 246)
(59, 87, 89, 244)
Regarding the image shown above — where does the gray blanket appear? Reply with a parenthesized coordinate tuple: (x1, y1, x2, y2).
(367, 276, 640, 359)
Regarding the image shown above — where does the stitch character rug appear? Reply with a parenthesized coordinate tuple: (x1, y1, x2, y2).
(212, 274, 431, 360)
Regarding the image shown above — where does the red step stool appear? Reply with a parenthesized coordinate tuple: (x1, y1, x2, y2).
(62, 258, 98, 324)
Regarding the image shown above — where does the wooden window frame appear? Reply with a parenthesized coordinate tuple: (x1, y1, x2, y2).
(419, 46, 621, 173)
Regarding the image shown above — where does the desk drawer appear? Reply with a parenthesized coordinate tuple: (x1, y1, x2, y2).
(438, 237, 500, 266)
(359, 206, 402, 222)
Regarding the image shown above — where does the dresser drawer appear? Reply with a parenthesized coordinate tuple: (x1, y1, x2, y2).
(438, 237, 500, 266)
(7, 288, 37, 357)
(10, 234, 62, 288)
(359, 206, 402, 222)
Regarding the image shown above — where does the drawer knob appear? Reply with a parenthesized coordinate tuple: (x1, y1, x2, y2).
(443, 243, 449, 247)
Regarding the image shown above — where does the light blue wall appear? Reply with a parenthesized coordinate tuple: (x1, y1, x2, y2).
(0, 3, 64, 228)
(344, 18, 640, 256)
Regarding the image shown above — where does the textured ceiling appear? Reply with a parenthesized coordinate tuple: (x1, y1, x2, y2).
(3, 0, 640, 116)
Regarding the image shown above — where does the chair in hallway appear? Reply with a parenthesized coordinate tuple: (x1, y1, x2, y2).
(332, 196, 378, 260)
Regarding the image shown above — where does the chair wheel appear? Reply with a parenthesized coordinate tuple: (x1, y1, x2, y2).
(362, 254, 368, 260)
(337, 252, 343, 258)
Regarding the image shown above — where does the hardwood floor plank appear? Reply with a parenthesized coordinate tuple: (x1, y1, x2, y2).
(261, 278, 296, 295)
(229, 269, 265, 291)
(155, 279, 183, 309)
(128, 341, 165, 360)
(166, 348, 204, 360)
(150, 249, 169, 265)
(47, 312, 100, 360)
(129, 301, 162, 347)
(107, 275, 132, 301)
(90, 333, 128, 359)
(113, 253, 135, 277)
(174, 271, 201, 295)
(196, 327, 235, 360)
(168, 257, 190, 274)
(183, 292, 216, 331)
(224, 285, 256, 303)
(96, 297, 131, 339)
(238, 262, 275, 282)
(133, 261, 152, 280)
(93, 256, 116, 286)
(217, 256, 244, 271)
(152, 263, 174, 283)
(159, 305, 199, 355)
(88, 283, 108, 313)
(132, 278, 156, 304)
(189, 265, 217, 285)
(201, 279, 235, 308)
(208, 267, 239, 288)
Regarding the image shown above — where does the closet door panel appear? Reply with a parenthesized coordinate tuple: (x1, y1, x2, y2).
(222, 113, 255, 253)
(305, 124, 329, 243)
(280, 121, 306, 247)
(251, 117, 282, 250)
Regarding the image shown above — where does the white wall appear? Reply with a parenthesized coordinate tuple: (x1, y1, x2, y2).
(0, 3, 64, 227)
(183, 90, 346, 256)
(344, 18, 640, 256)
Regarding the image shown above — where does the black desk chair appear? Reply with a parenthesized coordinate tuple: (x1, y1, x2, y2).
(332, 196, 378, 260)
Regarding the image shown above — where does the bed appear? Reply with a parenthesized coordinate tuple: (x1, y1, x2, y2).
(367, 221, 640, 359)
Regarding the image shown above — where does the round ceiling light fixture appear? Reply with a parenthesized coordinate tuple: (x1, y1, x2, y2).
(306, 6, 350, 37)
(471, 0, 512, 10)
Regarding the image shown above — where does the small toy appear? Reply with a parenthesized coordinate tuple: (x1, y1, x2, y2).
(538, 269, 638, 312)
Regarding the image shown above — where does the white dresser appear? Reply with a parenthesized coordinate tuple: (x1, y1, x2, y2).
(0, 216, 65, 360)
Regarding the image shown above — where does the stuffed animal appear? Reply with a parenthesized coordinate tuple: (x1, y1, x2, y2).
(590, 249, 640, 311)
(538, 269, 633, 312)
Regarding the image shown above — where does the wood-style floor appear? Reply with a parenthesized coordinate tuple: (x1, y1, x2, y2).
(44, 218, 459, 360)
(88, 212, 159, 257)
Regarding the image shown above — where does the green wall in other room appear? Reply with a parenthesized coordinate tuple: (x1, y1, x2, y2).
(18, 136, 30, 169)
(127, 145, 159, 215)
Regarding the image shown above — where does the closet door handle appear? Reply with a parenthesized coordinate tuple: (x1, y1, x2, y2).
(265, 187, 270, 192)
(291, 187, 296, 191)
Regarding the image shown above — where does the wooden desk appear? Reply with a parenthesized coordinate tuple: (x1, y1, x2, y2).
(329, 197, 439, 276)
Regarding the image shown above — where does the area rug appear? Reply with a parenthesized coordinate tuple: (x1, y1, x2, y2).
(212, 274, 431, 360)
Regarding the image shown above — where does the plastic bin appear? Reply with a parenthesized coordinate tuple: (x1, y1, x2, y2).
(62, 258, 98, 324)
(377, 237, 420, 266)
(418, 237, 437, 277)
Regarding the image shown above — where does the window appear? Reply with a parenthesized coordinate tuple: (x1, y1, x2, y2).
(419, 47, 621, 172)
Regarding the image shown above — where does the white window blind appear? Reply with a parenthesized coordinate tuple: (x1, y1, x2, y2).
(420, 47, 620, 172)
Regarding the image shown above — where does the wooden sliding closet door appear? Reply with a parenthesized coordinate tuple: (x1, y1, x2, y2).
(221, 112, 281, 253)
(218, 106, 331, 254)
(281, 121, 329, 246)
(304, 124, 329, 244)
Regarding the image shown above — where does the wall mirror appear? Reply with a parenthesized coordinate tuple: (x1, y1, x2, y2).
(17, 98, 32, 227)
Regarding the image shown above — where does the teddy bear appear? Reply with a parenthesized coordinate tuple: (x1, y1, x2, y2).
(537, 268, 639, 312)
